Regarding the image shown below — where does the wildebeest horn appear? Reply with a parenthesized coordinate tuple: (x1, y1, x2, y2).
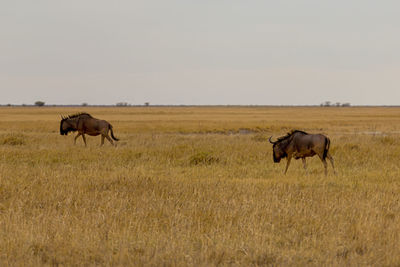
(269, 136, 275, 144)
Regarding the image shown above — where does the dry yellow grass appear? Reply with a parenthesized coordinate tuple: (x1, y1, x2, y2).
(1, 106, 400, 266)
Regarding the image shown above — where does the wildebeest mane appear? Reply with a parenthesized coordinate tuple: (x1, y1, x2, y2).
(276, 130, 308, 142)
(63, 112, 93, 120)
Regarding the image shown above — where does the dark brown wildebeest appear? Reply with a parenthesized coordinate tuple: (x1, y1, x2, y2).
(60, 113, 119, 146)
(269, 130, 335, 175)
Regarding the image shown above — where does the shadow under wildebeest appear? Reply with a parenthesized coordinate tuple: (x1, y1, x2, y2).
(60, 113, 119, 146)
(269, 130, 336, 175)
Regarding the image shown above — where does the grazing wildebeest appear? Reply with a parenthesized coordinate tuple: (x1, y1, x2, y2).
(60, 113, 119, 146)
(269, 130, 335, 175)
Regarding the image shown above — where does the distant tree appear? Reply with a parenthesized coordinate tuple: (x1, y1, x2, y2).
(34, 101, 45, 107)
(335, 102, 341, 107)
(6, 104, 11, 107)
(342, 102, 351, 107)
(324, 101, 331, 107)
(82, 102, 88, 106)
(116, 102, 129, 106)
(144, 102, 150, 106)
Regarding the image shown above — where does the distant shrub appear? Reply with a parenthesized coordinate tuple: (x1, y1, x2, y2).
(378, 136, 396, 145)
(189, 152, 220, 166)
(0, 134, 26, 146)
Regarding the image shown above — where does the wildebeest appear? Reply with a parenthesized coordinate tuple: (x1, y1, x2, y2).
(269, 130, 335, 175)
(60, 113, 119, 146)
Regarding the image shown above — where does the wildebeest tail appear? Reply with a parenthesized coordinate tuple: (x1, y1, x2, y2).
(323, 137, 330, 160)
(109, 124, 119, 141)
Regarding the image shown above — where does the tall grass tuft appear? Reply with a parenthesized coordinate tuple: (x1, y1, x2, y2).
(189, 151, 220, 165)
(0, 133, 26, 146)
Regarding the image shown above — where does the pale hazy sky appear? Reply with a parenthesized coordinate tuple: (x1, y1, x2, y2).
(1, 1, 400, 105)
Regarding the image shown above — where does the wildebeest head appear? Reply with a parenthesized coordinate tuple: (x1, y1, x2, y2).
(60, 116, 76, 135)
(269, 136, 287, 163)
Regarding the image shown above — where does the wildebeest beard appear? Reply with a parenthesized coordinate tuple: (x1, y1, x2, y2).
(273, 144, 288, 163)
(60, 120, 77, 135)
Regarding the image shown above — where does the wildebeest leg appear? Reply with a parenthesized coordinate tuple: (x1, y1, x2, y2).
(74, 133, 81, 145)
(81, 134, 87, 147)
(318, 155, 328, 176)
(327, 153, 336, 175)
(100, 135, 105, 146)
(284, 156, 292, 174)
(317, 153, 328, 176)
(302, 158, 307, 172)
(105, 135, 115, 146)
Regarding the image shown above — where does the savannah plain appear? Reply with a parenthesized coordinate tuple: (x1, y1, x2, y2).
(1, 106, 400, 266)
